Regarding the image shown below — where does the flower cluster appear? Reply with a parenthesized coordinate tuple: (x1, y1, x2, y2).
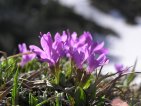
(19, 31, 109, 73)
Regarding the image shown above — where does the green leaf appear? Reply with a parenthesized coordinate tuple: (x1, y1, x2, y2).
(29, 93, 38, 106)
(55, 97, 60, 106)
(87, 82, 96, 99)
(36, 100, 49, 106)
(64, 61, 72, 78)
(66, 94, 75, 106)
(124, 59, 137, 87)
(83, 75, 93, 90)
(74, 86, 86, 106)
(59, 72, 66, 86)
(12, 68, 19, 106)
(96, 95, 105, 106)
(36, 96, 55, 106)
(124, 72, 136, 87)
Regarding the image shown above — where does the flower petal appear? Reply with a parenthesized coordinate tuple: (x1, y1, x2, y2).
(94, 42, 104, 52)
(29, 45, 47, 60)
(87, 54, 99, 73)
(72, 49, 85, 69)
(41, 33, 52, 58)
(18, 43, 27, 53)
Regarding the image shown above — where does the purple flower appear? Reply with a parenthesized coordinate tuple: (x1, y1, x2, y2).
(69, 32, 109, 73)
(115, 64, 129, 74)
(18, 43, 36, 66)
(30, 32, 65, 66)
(87, 53, 109, 73)
(72, 45, 88, 69)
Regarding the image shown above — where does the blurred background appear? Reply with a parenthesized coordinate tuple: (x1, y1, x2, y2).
(1, 0, 141, 72)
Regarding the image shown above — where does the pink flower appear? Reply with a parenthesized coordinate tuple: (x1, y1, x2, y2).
(18, 43, 36, 66)
(111, 98, 129, 106)
(115, 64, 129, 74)
(30, 32, 65, 66)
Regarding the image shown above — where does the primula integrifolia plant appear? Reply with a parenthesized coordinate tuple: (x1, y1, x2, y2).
(15, 31, 137, 105)
(22, 31, 109, 74)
